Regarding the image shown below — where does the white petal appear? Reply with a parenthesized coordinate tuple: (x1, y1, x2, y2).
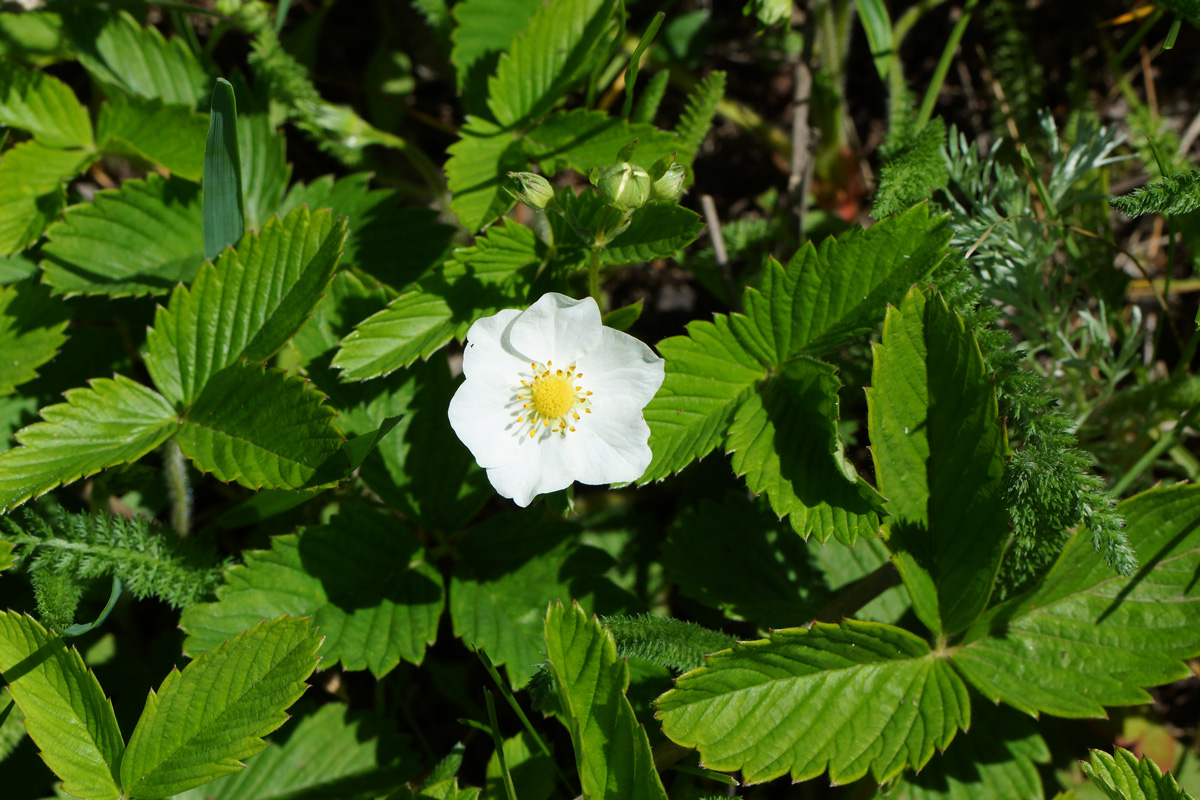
(570, 401, 653, 486)
(461, 308, 525, 380)
(447, 372, 525, 469)
(579, 327, 665, 409)
(506, 292, 602, 364)
(485, 433, 576, 507)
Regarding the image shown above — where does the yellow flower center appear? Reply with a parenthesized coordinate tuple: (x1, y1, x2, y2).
(515, 361, 593, 438)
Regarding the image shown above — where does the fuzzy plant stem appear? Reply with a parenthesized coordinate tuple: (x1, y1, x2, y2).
(809, 561, 901, 625)
(164, 439, 192, 537)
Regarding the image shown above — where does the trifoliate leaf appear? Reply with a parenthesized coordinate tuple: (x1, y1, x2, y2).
(728, 356, 886, 545)
(445, 117, 526, 232)
(333, 221, 542, 380)
(544, 603, 669, 800)
(0, 280, 69, 396)
(655, 620, 970, 786)
(0, 376, 179, 513)
(181, 508, 443, 676)
(174, 703, 418, 800)
(449, 0, 544, 108)
(894, 702, 1050, 800)
(662, 493, 827, 626)
(96, 93, 208, 181)
(1081, 747, 1194, 800)
(41, 174, 204, 297)
(951, 483, 1200, 718)
(450, 513, 632, 687)
(640, 316, 763, 482)
(522, 109, 679, 176)
(63, 8, 210, 106)
(280, 173, 453, 287)
(0, 141, 92, 256)
(867, 288, 1007, 636)
(120, 616, 320, 799)
(0, 612, 124, 800)
(486, 0, 620, 128)
(0, 60, 92, 148)
(144, 206, 346, 406)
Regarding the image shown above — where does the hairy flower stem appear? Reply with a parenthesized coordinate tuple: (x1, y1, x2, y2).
(587, 249, 602, 306)
(809, 561, 901, 626)
(164, 439, 192, 537)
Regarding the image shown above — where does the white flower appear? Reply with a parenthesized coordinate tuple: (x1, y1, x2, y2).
(448, 292, 665, 507)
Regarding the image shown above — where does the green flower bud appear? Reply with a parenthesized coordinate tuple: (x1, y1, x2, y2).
(650, 163, 686, 202)
(596, 162, 651, 211)
(507, 172, 555, 210)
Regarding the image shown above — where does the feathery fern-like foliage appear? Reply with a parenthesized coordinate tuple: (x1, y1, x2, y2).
(1111, 169, 1200, 217)
(1, 509, 225, 622)
(873, 118, 948, 218)
(601, 614, 735, 672)
(675, 71, 725, 158)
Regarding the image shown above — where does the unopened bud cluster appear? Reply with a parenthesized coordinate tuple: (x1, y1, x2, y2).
(590, 144, 686, 211)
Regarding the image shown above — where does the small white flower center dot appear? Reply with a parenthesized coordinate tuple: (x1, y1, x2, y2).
(515, 360, 593, 438)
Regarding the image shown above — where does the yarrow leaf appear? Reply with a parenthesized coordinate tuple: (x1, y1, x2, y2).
(1111, 168, 1200, 217)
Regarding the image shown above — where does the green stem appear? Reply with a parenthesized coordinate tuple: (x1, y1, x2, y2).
(916, 0, 979, 129)
(587, 249, 602, 304)
(164, 439, 192, 537)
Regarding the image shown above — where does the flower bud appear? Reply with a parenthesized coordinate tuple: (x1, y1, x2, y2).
(507, 172, 555, 210)
(650, 163, 686, 203)
(596, 162, 651, 211)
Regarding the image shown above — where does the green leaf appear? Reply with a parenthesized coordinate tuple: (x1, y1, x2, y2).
(813, 534, 910, 625)
(175, 703, 417, 800)
(120, 616, 320, 799)
(487, 0, 620, 128)
(674, 70, 725, 161)
(0, 141, 92, 256)
(41, 174, 204, 297)
(0, 253, 38, 284)
(0, 376, 179, 513)
(174, 362, 344, 491)
(0, 60, 92, 148)
(856, 0, 894, 80)
(449, 0, 544, 105)
(728, 357, 885, 545)
(0, 541, 12, 572)
(640, 315, 764, 482)
(181, 508, 444, 676)
(874, 121, 949, 218)
(951, 483, 1200, 718)
(96, 93, 208, 182)
(867, 288, 1007, 636)
(734, 205, 952, 361)
(64, 8, 210, 106)
(235, 90, 291, 233)
(0, 612, 123, 800)
(1081, 747, 1193, 800)
(445, 117, 525, 232)
(144, 206, 346, 406)
(450, 513, 631, 687)
(1111, 169, 1200, 218)
(203, 78, 245, 261)
(663, 493, 827, 626)
(280, 173, 453, 287)
(0, 11, 70, 65)
(602, 204, 705, 264)
(0, 694, 24, 759)
(544, 602, 669, 800)
(333, 220, 541, 380)
(656, 620, 970, 786)
(894, 702, 1049, 800)
(0, 280, 69, 395)
(522, 109, 679, 175)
